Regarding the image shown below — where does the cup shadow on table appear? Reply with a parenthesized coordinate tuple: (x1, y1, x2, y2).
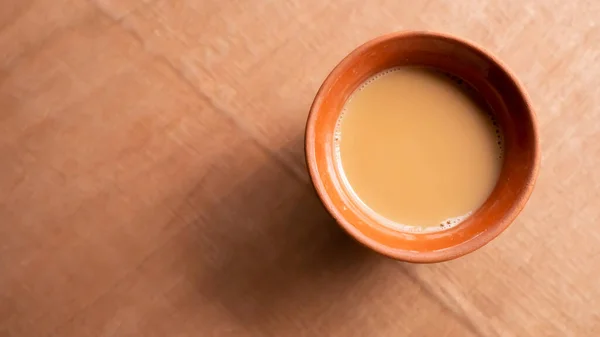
(188, 134, 411, 328)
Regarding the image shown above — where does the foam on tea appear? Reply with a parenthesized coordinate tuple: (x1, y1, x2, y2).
(335, 67, 503, 232)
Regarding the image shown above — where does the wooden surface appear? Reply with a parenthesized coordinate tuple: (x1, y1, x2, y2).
(1, 1, 599, 336)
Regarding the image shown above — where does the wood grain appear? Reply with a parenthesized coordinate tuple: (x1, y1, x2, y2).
(1, 0, 599, 336)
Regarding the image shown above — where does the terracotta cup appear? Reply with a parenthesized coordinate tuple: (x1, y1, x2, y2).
(305, 31, 540, 263)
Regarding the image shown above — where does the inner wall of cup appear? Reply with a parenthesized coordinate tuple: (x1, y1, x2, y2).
(318, 36, 534, 252)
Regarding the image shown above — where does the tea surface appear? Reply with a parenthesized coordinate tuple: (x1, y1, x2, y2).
(336, 67, 503, 231)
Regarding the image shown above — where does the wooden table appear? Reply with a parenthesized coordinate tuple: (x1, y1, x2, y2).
(1, 1, 599, 336)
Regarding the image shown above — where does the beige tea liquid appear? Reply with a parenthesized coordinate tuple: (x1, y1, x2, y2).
(335, 67, 503, 232)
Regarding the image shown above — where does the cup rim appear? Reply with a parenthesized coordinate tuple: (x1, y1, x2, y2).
(305, 30, 540, 262)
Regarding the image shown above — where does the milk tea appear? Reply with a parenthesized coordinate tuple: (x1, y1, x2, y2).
(336, 67, 503, 232)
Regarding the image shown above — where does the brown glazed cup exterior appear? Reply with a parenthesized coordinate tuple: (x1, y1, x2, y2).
(305, 31, 540, 263)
